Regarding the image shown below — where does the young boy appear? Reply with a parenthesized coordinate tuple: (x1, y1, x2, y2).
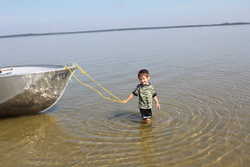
(122, 69, 160, 121)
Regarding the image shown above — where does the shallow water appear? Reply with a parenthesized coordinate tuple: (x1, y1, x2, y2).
(1, 26, 250, 167)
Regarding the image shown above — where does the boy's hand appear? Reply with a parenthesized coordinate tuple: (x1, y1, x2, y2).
(120, 94, 134, 104)
(156, 103, 161, 111)
(120, 100, 128, 104)
(153, 96, 160, 111)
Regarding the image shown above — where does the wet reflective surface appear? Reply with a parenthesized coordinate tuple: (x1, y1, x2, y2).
(0, 26, 250, 166)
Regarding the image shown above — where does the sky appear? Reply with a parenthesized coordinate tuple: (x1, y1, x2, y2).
(1, 0, 250, 35)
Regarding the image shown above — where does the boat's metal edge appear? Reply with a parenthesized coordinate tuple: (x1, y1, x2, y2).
(39, 65, 76, 113)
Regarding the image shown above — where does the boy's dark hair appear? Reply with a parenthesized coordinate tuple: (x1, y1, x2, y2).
(138, 69, 150, 78)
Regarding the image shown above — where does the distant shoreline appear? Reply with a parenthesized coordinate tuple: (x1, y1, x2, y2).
(1, 22, 250, 39)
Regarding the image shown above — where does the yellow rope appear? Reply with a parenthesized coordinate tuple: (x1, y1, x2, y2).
(65, 64, 123, 103)
(75, 64, 122, 101)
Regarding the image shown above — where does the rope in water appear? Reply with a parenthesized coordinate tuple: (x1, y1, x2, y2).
(64, 64, 123, 104)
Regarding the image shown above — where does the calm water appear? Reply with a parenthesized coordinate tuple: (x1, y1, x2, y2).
(1, 26, 250, 167)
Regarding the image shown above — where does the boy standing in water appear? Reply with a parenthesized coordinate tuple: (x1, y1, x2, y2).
(122, 69, 160, 122)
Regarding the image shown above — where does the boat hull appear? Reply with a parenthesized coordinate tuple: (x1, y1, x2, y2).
(0, 65, 75, 117)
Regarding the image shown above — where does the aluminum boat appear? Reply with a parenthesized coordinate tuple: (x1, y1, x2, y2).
(0, 64, 75, 117)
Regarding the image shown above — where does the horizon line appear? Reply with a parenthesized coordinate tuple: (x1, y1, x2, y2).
(0, 22, 250, 39)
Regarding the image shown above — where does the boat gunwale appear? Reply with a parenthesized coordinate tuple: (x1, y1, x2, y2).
(0, 64, 75, 78)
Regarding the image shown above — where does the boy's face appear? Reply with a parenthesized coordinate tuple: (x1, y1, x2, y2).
(138, 74, 150, 85)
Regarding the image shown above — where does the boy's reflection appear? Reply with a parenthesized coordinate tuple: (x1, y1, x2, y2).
(138, 122, 156, 165)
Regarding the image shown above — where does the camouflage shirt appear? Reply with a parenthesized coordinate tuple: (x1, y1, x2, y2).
(132, 83, 157, 109)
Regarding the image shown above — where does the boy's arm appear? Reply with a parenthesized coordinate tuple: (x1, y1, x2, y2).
(121, 93, 134, 103)
(153, 96, 160, 110)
